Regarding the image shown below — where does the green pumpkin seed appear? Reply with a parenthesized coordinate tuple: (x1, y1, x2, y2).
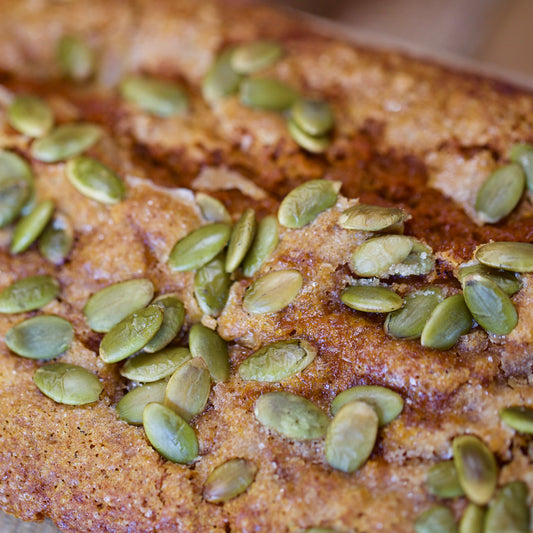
(243, 269, 303, 314)
(225, 208, 256, 273)
(202, 48, 243, 103)
(341, 285, 404, 313)
(421, 294, 473, 350)
(238, 339, 316, 382)
(99, 305, 164, 364)
(31, 123, 102, 163)
(242, 215, 279, 277)
(457, 263, 521, 295)
(8, 95, 54, 138)
(426, 461, 465, 498)
(291, 99, 334, 137)
(5, 315, 73, 360)
(414, 506, 458, 533)
(462, 274, 518, 335)
(325, 400, 378, 473)
(143, 294, 185, 353)
(142, 402, 198, 464)
(330, 385, 403, 426)
(196, 192, 231, 224)
(394, 239, 435, 277)
(0, 275, 59, 314)
(254, 391, 329, 440)
(499, 405, 533, 434)
(240, 78, 299, 111)
(475, 241, 533, 273)
(278, 179, 341, 229)
(0, 149, 34, 185)
(120, 347, 191, 383)
(194, 254, 231, 316)
(452, 434, 498, 505)
(83, 278, 154, 333)
(116, 381, 167, 425)
(203, 458, 257, 503)
(188, 323, 229, 383)
(57, 35, 95, 81)
(231, 40, 283, 74)
(287, 118, 331, 154)
(385, 287, 443, 339)
(352, 235, 413, 277)
(475, 163, 525, 223)
(38, 215, 73, 265)
(0, 178, 31, 229)
(485, 481, 530, 533)
(459, 503, 485, 533)
(10, 199, 54, 254)
(509, 142, 533, 191)
(66, 156, 126, 205)
(339, 203, 408, 232)
(34, 363, 102, 405)
(168, 223, 231, 272)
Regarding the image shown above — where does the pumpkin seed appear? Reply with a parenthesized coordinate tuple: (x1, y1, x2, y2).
(225, 208, 256, 273)
(168, 223, 231, 272)
(34, 363, 102, 405)
(485, 481, 530, 533)
(38, 215, 73, 265)
(457, 263, 521, 296)
(202, 48, 243, 103)
(194, 254, 231, 316)
(426, 461, 465, 498)
(325, 400, 378, 473)
(99, 305, 163, 364)
(120, 347, 191, 383)
(339, 203, 408, 232)
(509, 142, 533, 191)
(414, 506, 457, 533)
(66, 156, 126, 205)
(0, 179, 31, 229)
(57, 35, 95, 81)
(421, 294, 472, 350)
(242, 215, 279, 277)
(452, 434, 498, 505)
(291, 99, 334, 137)
(240, 78, 299, 111)
(164, 358, 211, 421)
(278, 179, 341, 229)
(83, 278, 154, 333)
(475, 163, 525, 223)
(7, 95, 54, 138)
(255, 391, 329, 440)
(499, 405, 533, 434)
(287, 118, 331, 154)
(396, 239, 435, 277)
(352, 235, 413, 277)
(238, 339, 316, 382)
(31, 123, 102, 163)
(341, 285, 404, 313)
(462, 274, 518, 335)
(5, 315, 73, 360)
(10, 199, 54, 254)
(459, 503, 485, 533)
(188, 323, 229, 383)
(203, 458, 257, 503)
(142, 402, 198, 464)
(143, 294, 185, 353)
(475, 241, 533, 273)
(0, 275, 59, 314)
(116, 381, 167, 425)
(243, 269, 303, 314)
(196, 192, 231, 224)
(330, 385, 404, 426)
(231, 40, 283, 74)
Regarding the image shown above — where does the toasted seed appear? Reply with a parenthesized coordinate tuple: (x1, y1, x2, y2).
(452, 434, 498, 505)
(225, 208, 256, 273)
(509, 142, 533, 191)
(0, 275, 59, 314)
(196, 192, 231, 224)
(83, 278, 154, 333)
(143, 294, 185, 353)
(462, 274, 518, 335)
(457, 263, 521, 295)
(240, 78, 299, 111)
(414, 506, 458, 533)
(238, 339, 316, 382)
(287, 118, 331, 154)
(10, 199, 54, 254)
(459, 503, 485, 533)
(475, 163, 525, 223)
(188, 323, 229, 383)
(168, 223, 231, 272)
(34, 363, 102, 405)
(231, 40, 283, 74)
(254, 391, 329, 440)
(142, 402, 198, 464)
(203, 458, 257, 503)
(8, 95, 54, 138)
(475, 241, 533, 273)
(291, 99, 334, 137)
(194, 254, 231, 316)
(341, 285, 404, 313)
(202, 48, 243, 103)
(243, 269, 303, 314)
(120, 347, 191, 383)
(385, 287, 443, 339)
(499, 405, 533, 434)
(99, 305, 164, 364)
(66, 156, 126, 205)
(5, 315, 73, 360)
(339, 203, 408, 232)
(57, 35, 94, 81)
(38, 215, 73, 265)
(421, 294, 473, 350)
(352, 235, 413, 277)
(31, 123, 102, 163)
(242, 215, 279, 277)
(426, 461, 465, 498)
(325, 400, 378, 473)
(330, 385, 403, 426)
(116, 381, 167, 425)
(0, 178, 31, 229)
(278, 179, 341, 229)
(485, 481, 530, 533)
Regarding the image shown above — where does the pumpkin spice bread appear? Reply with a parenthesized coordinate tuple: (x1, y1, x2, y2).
(0, 1, 533, 532)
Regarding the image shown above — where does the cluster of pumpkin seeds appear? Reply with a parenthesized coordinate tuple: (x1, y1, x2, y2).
(202, 40, 335, 153)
